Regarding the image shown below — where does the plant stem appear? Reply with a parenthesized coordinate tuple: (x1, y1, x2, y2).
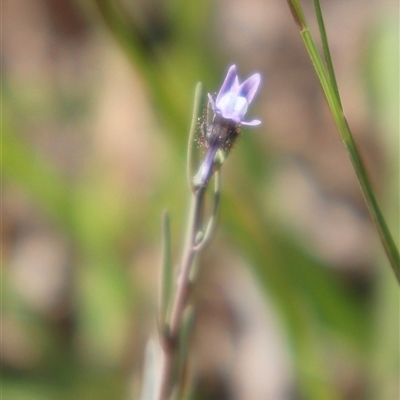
(287, 0, 400, 283)
(157, 186, 206, 400)
(312, 0, 342, 105)
(300, 28, 400, 283)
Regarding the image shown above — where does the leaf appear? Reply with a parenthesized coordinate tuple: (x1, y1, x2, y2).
(158, 210, 174, 333)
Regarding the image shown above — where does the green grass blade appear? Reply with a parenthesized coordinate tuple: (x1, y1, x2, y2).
(287, 0, 400, 283)
(313, 0, 342, 106)
(159, 210, 174, 331)
(187, 83, 204, 190)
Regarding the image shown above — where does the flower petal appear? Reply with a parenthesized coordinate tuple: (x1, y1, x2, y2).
(216, 65, 238, 104)
(238, 73, 261, 104)
(241, 119, 261, 126)
(217, 93, 248, 121)
(209, 65, 261, 126)
(232, 76, 240, 92)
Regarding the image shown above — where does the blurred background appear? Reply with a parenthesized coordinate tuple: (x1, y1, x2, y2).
(2, 0, 399, 399)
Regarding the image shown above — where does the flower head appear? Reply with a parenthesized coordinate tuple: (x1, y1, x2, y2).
(208, 65, 261, 126)
(194, 65, 262, 188)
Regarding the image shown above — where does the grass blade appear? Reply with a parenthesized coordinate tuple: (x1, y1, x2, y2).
(313, 0, 342, 106)
(287, 0, 400, 282)
(158, 210, 173, 332)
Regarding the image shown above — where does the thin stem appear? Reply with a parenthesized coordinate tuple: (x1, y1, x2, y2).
(158, 211, 173, 337)
(193, 169, 221, 252)
(287, 0, 400, 283)
(313, 0, 342, 106)
(156, 186, 206, 400)
(170, 188, 205, 333)
(300, 29, 400, 283)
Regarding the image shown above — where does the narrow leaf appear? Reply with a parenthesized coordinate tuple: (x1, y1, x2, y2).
(187, 82, 205, 190)
(287, 0, 400, 282)
(158, 210, 173, 332)
(313, 0, 342, 107)
(193, 169, 221, 252)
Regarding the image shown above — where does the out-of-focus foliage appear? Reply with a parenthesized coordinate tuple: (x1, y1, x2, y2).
(2, 1, 398, 399)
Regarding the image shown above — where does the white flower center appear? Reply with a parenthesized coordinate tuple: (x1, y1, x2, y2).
(217, 93, 248, 119)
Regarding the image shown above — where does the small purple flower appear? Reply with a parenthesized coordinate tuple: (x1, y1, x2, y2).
(194, 65, 262, 188)
(208, 65, 261, 126)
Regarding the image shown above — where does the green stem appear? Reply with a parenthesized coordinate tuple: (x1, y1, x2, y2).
(156, 85, 220, 399)
(313, 0, 342, 106)
(187, 83, 204, 190)
(157, 185, 206, 400)
(288, 0, 400, 283)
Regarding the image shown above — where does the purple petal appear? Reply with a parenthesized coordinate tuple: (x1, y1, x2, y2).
(241, 119, 261, 126)
(238, 73, 261, 104)
(232, 76, 240, 92)
(217, 93, 248, 122)
(216, 65, 238, 104)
